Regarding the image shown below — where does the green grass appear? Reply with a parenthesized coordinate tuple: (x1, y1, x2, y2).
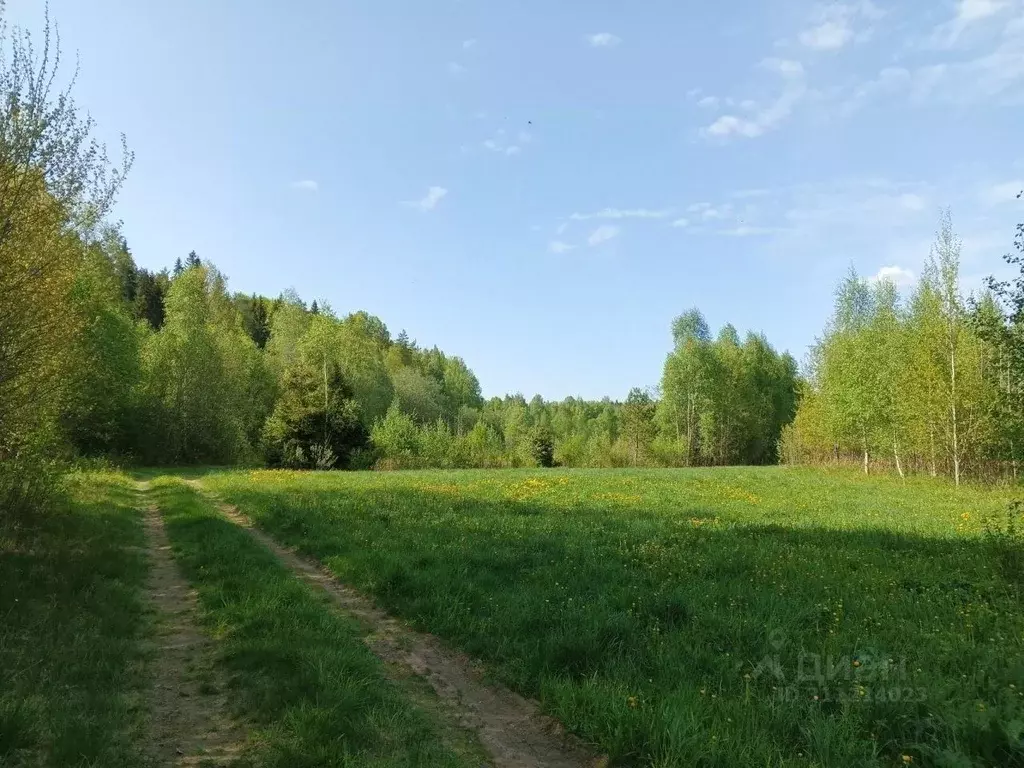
(201, 466, 1024, 767)
(148, 476, 486, 767)
(0, 471, 148, 767)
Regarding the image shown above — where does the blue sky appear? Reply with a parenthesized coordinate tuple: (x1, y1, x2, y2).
(8, 0, 1024, 400)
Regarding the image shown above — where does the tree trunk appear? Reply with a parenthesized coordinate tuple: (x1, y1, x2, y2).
(929, 421, 937, 477)
(323, 355, 330, 444)
(950, 340, 960, 487)
(893, 428, 904, 479)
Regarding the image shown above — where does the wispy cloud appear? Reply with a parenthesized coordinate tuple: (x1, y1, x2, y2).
(570, 208, 672, 221)
(587, 32, 621, 47)
(405, 186, 448, 212)
(799, 1, 882, 50)
(481, 128, 526, 157)
(548, 240, 576, 254)
(697, 96, 721, 108)
(703, 59, 806, 140)
(587, 225, 620, 246)
(447, 61, 467, 76)
(959, 0, 1009, 21)
(801, 20, 853, 50)
(928, 0, 1013, 48)
(290, 179, 319, 192)
(720, 225, 784, 237)
(982, 180, 1024, 205)
(688, 202, 735, 220)
(871, 265, 916, 288)
(462, 38, 477, 49)
(847, 13, 1024, 110)
(671, 218, 690, 228)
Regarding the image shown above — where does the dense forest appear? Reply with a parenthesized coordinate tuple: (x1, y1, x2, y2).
(2, 8, 1023, 518)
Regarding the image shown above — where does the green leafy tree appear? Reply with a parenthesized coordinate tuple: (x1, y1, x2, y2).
(140, 266, 253, 463)
(0, 7, 131, 512)
(371, 401, 420, 467)
(530, 424, 555, 467)
(621, 388, 656, 466)
(262, 360, 366, 469)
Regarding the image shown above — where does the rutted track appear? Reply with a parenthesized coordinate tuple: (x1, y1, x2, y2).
(184, 479, 605, 768)
(139, 485, 246, 766)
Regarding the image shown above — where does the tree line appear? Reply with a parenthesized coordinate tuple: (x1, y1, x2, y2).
(781, 209, 1024, 485)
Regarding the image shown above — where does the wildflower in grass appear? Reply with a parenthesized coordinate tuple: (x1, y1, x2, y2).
(902, 756, 913, 764)
(627, 696, 638, 709)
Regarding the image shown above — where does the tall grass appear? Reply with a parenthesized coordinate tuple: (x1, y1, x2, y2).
(206, 466, 1024, 767)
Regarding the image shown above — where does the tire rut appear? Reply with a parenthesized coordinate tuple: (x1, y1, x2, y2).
(186, 479, 607, 768)
(139, 485, 246, 766)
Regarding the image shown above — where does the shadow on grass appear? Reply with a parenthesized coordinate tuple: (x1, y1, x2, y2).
(0, 481, 147, 766)
(211, 478, 1024, 768)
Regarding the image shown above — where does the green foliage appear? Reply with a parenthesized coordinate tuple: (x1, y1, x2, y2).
(787, 212, 1009, 482)
(0, 6, 131, 513)
(262, 359, 366, 469)
(659, 308, 798, 467)
(530, 424, 555, 467)
(371, 401, 421, 467)
(62, 244, 141, 456)
(139, 266, 268, 464)
(621, 387, 656, 466)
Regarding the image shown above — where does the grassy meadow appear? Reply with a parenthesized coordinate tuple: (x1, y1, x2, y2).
(200, 466, 1024, 767)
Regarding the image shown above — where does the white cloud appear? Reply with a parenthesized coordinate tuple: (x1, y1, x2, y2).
(569, 207, 672, 221)
(687, 201, 735, 220)
(849, 14, 1024, 109)
(720, 225, 781, 237)
(703, 59, 806, 140)
(587, 225, 620, 245)
(447, 61, 466, 76)
(483, 139, 500, 151)
(799, 2, 883, 50)
(697, 96, 720, 108)
(982, 180, 1024, 205)
(462, 38, 477, 49)
(587, 32, 621, 47)
(518, 130, 533, 144)
(505, 146, 521, 155)
(957, 0, 1007, 23)
(931, 0, 1012, 47)
(899, 193, 927, 211)
(548, 240, 576, 254)
(405, 186, 448, 212)
(290, 179, 319, 192)
(671, 218, 690, 228)
(801, 20, 853, 50)
(871, 265, 916, 288)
